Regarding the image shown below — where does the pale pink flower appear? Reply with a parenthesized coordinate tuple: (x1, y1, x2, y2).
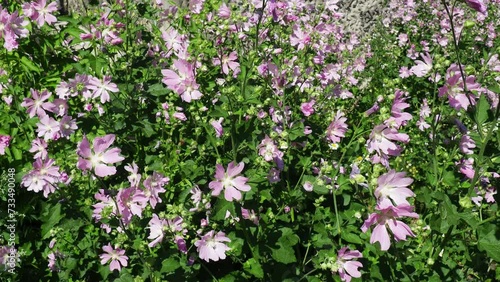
(303, 181, 313, 192)
(465, 0, 487, 14)
(147, 214, 183, 247)
(457, 158, 475, 179)
(124, 162, 141, 188)
(21, 89, 53, 118)
(410, 52, 432, 77)
(36, 114, 60, 141)
(218, 3, 231, 19)
(209, 161, 251, 201)
(290, 25, 310, 50)
(194, 230, 231, 262)
(92, 189, 117, 222)
(300, 99, 315, 116)
(117, 187, 148, 224)
(211, 118, 224, 138)
(29, 138, 48, 160)
(385, 90, 412, 129)
(76, 134, 125, 177)
(87, 76, 119, 103)
(361, 198, 419, 251)
(257, 135, 283, 162)
(29, 0, 59, 27)
(0, 135, 11, 155)
(375, 170, 415, 206)
(438, 64, 482, 110)
(58, 115, 77, 138)
(21, 158, 61, 197)
(267, 167, 281, 183)
(326, 111, 348, 144)
(459, 134, 476, 154)
(367, 125, 409, 163)
(161, 59, 202, 102)
(99, 244, 128, 272)
(335, 247, 363, 282)
(143, 172, 169, 209)
(213, 51, 240, 75)
(241, 207, 259, 225)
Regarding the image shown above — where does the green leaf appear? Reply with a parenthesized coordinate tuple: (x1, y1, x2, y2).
(478, 224, 500, 262)
(41, 203, 64, 239)
(212, 199, 235, 221)
(475, 94, 489, 125)
(341, 232, 363, 244)
(243, 258, 264, 278)
(161, 257, 180, 273)
(278, 227, 299, 247)
(20, 56, 41, 73)
(271, 245, 296, 264)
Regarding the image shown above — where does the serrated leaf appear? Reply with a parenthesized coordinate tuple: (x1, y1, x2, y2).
(478, 224, 500, 262)
(243, 258, 264, 278)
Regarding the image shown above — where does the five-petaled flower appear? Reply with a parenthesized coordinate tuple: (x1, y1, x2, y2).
(77, 134, 125, 177)
(194, 230, 231, 262)
(99, 244, 128, 272)
(209, 161, 251, 201)
(335, 247, 363, 282)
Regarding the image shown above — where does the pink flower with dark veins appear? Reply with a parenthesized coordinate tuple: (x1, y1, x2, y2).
(21, 89, 53, 118)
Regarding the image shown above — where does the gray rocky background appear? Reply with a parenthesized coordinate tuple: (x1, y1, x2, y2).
(59, 0, 387, 36)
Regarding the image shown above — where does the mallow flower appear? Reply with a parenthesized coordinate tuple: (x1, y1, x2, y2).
(194, 230, 231, 262)
(77, 134, 125, 177)
(209, 161, 251, 201)
(99, 244, 128, 272)
(335, 247, 363, 282)
(361, 198, 419, 251)
(375, 170, 415, 206)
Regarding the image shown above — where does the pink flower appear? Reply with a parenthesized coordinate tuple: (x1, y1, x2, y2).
(303, 181, 313, 192)
(58, 115, 77, 138)
(213, 51, 240, 75)
(300, 99, 315, 116)
(21, 158, 61, 197)
(28, 0, 59, 27)
(92, 189, 117, 222)
(335, 247, 363, 282)
(386, 90, 412, 129)
(99, 244, 128, 272)
(257, 135, 283, 162)
(209, 161, 251, 201)
(21, 89, 53, 118)
(87, 76, 119, 103)
(367, 124, 409, 166)
(326, 111, 348, 144)
(438, 64, 481, 110)
(290, 25, 310, 50)
(117, 187, 148, 224)
(410, 52, 432, 77)
(465, 0, 487, 14)
(218, 3, 231, 19)
(143, 172, 169, 209)
(36, 114, 60, 141)
(375, 170, 415, 206)
(457, 158, 475, 179)
(459, 134, 476, 154)
(76, 134, 125, 177)
(241, 207, 259, 225)
(361, 199, 418, 251)
(124, 162, 141, 188)
(194, 230, 231, 262)
(0, 135, 11, 155)
(210, 118, 224, 138)
(147, 214, 183, 247)
(161, 59, 202, 102)
(29, 138, 48, 159)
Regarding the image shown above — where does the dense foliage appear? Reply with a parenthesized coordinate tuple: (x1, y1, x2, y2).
(0, 0, 499, 281)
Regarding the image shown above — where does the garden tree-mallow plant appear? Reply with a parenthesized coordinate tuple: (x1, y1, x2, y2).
(0, 0, 499, 281)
